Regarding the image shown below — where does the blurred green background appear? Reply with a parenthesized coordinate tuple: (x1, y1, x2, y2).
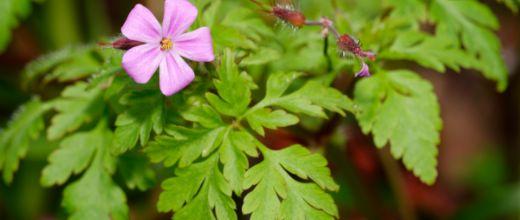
(0, 0, 519, 219)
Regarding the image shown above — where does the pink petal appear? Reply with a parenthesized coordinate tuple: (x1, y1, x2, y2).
(355, 62, 371, 77)
(174, 27, 215, 62)
(162, 0, 198, 38)
(121, 4, 162, 43)
(159, 53, 195, 96)
(122, 44, 163, 84)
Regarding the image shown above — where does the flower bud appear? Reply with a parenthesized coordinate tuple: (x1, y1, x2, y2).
(112, 37, 143, 50)
(337, 34, 361, 55)
(272, 6, 306, 27)
(337, 34, 376, 61)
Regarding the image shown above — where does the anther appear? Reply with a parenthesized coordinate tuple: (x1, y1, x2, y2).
(160, 38, 173, 51)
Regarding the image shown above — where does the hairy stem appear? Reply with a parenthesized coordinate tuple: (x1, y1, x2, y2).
(378, 149, 416, 220)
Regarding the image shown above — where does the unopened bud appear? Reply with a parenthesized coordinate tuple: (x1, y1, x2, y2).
(272, 6, 306, 28)
(337, 34, 376, 61)
(112, 37, 143, 50)
(337, 34, 361, 55)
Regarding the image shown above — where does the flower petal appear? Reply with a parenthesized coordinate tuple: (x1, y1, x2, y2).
(122, 44, 163, 84)
(174, 27, 215, 62)
(162, 0, 198, 38)
(355, 62, 371, 77)
(159, 53, 195, 96)
(121, 4, 162, 43)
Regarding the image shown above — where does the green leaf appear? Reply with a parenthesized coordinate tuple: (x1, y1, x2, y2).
(267, 29, 325, 73)
(206, 49, 253, 117)
(157, 154, 236, 220)
(280, 183, 338, 220)
(43, 49, 108, 83)
(202, 0, 273, 51)
(41, 121, 117, 186)
(379, 31, 477, 72)
(251, 72, 355, 119)
(57, 122, 128, 220)
(293, 80, 356, 116)
(62, 163, 128, 220)
(21, 45, 107, 87)
(0, 98, 49, 183)
(497, 0, 519, 12)
(246, 108, 299, 136)
(354, 70, 442, 184)
(0, 0, 32, 52)
(276, 146, 339, 191)
(431, 0, 508, 91)
(243, 145, 338, 220)
(181, 103, 224, 129)
(145, 126, 227, 168)
(240, 47, 281, 66)
(47, 82, 104, 140)
(219, 130, 258, 194)
(113, 89, 165, 154)
(384, 0, 426, 27)
(41, 128, 98, 186)
(117, 153, 156, 191)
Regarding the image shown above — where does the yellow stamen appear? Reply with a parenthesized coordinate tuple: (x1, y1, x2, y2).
(160, 38, 173, 51)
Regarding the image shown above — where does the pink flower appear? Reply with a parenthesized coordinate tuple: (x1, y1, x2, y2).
(121, 0, 214, 96)
(355, 62, 371, 77)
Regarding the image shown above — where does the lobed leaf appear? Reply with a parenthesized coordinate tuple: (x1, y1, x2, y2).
(430, 0, 508, 91)
(0, 98, 49, 183)
(219, 130, 258, 194)
(145, 126, 227, 168)
(0, 0, 32, 52)
(243, 145, 339, 220)
(21, 45, 111, 88)
(157, 154, 236, 220)
(117, 153, 156, 191)
(354, 70, 442, 184)
(113, 89, 166, 154)
(206, 50, 254, 117)
(380, 31, 477, 72)
(47, 82, 104, 140)
(55, 122, 129, 220)
(245, 108, 299, 136)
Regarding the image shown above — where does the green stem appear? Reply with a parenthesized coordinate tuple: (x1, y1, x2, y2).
(378, 149, 416, 220)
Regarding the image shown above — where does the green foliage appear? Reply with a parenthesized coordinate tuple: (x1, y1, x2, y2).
(199, 0, 273, 51)
(430, 0, 508, 91)
(219, 130, 258, 194)
(60, 124, 128, 220)
(497, 0, 520, 12)
(243, 71, 354, 135)
(157, 154, 236, 220)
(0, 98, 50, 183)
(246, 108, 299, 136)
(22, 46, 112, 88)
(379, 31, 476, 72)
(113, 89, 166, 154)
(146, 125, 227, 168)
(0, 0, 512, 219)
(354, 70, 442, 184)
(47, 82, 104, 140)
(146, 51, 342, 219)
(0, 0, 32, 52)
(43, 121, 128, 219)
(205, 50, 254, 117)
(117, 153, 156, 191)
(243, 145, 338, 220)
(41, 128, 98, 186)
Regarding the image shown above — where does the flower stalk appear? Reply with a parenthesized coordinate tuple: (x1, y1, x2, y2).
(251, 0, 375, 77)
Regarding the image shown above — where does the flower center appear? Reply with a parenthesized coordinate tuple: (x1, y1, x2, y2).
(160, 38, 173, 51)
